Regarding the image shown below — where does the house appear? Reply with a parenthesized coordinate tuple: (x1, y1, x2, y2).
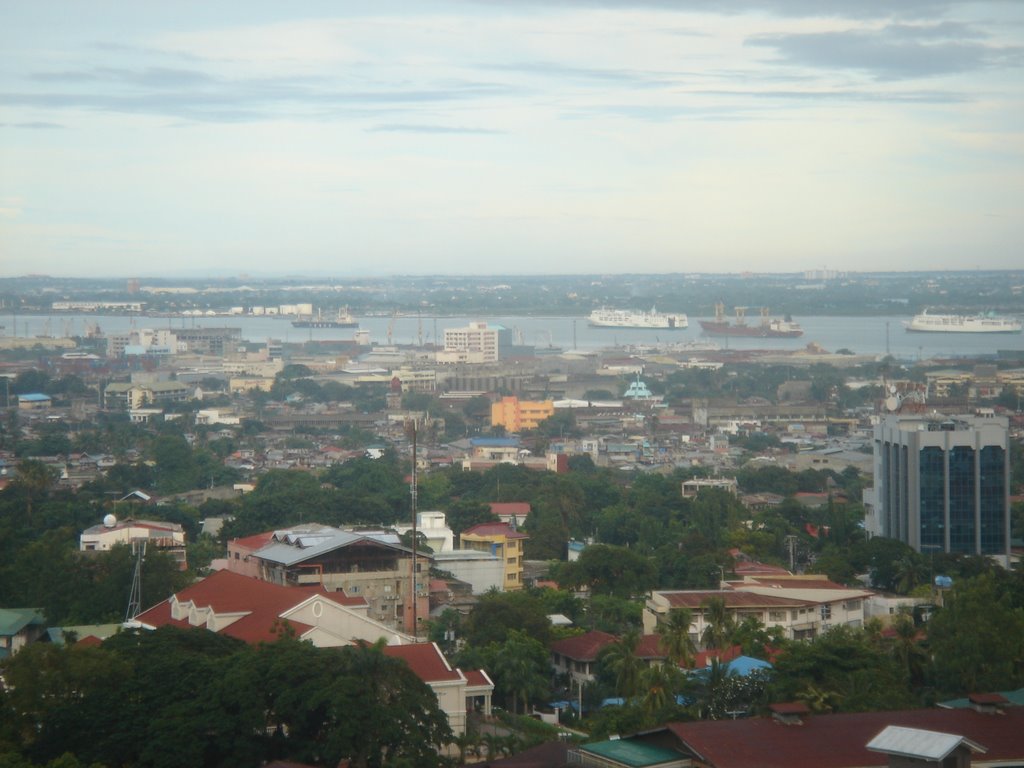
(17, 393, 51, 410)
(550, 630, 669, 689)
(0, 608, 46, 658)
(132, 570, 492, 738)
(227, 524, 430, 634)
(460, 522, 529, 591)
(644, 577, 872, 644)
(80, 516, 188, 570)
(664, 705, 1024, 768)
(382, 643, 494, 737)
(489, 502, 531, 527)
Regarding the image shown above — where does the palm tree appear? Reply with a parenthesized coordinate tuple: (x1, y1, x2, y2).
(638, 663, 683, 716)
(656, 608, 697, 669)
(890, 613, 927, 685)
(600, 630, 643, 699)
(700, 596, 736, 651)
(894, 553, 928, 594)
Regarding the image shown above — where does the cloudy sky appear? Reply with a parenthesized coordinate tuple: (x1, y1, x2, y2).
(1, 1, 1022, 277)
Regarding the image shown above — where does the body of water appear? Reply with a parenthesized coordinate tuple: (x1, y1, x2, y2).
(4, 312, 1023, 360)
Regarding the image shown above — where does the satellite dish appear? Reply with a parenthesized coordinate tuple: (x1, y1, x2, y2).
(888, 384, 897, 395)
(885, 396, 900, 412)
(103, 514, 117, 528)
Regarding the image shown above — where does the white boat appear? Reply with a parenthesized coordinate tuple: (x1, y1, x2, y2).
(588, 306, 688, 329)
(905, 310, 1022, 334)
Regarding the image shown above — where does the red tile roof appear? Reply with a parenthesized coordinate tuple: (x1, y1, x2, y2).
(134, 569, 364, 644)
(489, 502, 531, 517)
(740, 576, 850, 590)
(549, 630, 617, 661)
(660, 590, 807, 609)
(383, 642, 462, 683)
(230, 531, 275, 550)
(464, 669, 494, 688)
(668, 707, 1024, 768)
(635, 634, 667, 660)
(461, 522, 529, 539)
(692, 645, 743, 669)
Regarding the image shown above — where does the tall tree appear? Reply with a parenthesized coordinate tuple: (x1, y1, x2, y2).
(656, 608, 696, 668)
(699, 596, 736, 651)
(600, 630, 643, 699)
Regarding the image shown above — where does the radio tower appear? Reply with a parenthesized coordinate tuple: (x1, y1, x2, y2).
(125, 540, 146, 622)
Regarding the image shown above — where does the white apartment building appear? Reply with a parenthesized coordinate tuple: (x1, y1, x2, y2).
(442, 322, 510, 364)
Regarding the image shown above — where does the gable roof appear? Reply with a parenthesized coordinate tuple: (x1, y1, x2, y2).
(248, 525, 413, 566)
(667, 707, 1024, 768)
(657, 590, 808, 609)
(383, 642, 463, 683)
(134, 569, 365, 644)
(0, 608, 46, 636)
(550, 630, 618, 661)
(461, 522, 529, 540)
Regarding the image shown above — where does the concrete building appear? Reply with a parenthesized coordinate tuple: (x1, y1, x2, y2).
(490, 396, 555, 432)
(866, 412, 1010, 559)
(460, 522, 528, 592)
(442, 321, 511, 363)
(80, 516, 188, 570)
(227, 525, 430, 634)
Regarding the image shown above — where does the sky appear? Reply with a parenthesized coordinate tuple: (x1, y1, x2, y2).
(1, 1, 1022, 278)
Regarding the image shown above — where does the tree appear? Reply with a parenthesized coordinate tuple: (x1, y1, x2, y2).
(549, 545, 657, 599)
(463, 590, 552, 647)
(656, 608, 696, 668)
(599, 630, 643, 699)
(769, 625, 914, 712)
(928, 573, 1024, 694)
(699, 596, 737, 651)
(488, 631, 551, 715)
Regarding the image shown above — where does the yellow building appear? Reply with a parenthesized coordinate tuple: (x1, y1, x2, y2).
(490, 396, 555, 433)
(460, 522, 529, 591)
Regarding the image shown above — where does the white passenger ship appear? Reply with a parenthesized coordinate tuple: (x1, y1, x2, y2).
(905, 310, 1022, 334)
(588, 307, 688, 329)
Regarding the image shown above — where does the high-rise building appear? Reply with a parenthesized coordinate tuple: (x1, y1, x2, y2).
(866, 412, 1010, 560)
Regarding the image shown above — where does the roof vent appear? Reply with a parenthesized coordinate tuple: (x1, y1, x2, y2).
(770, 701, 810, 725)
(968, 692, 1008, 715)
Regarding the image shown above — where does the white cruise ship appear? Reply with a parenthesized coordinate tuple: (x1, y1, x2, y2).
(905, 310, 1022, 334)
(588, 307, 688, 330)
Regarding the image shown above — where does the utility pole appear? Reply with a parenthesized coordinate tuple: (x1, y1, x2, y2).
(785, 535, 797, 573)
(409, 420, 419, 640)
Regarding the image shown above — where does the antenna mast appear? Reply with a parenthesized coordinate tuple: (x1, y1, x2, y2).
(125, 539, 146, 621)
(410, 420, 419, 639)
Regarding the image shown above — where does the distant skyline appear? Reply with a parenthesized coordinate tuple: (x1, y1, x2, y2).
(2, 1, 1022, 277)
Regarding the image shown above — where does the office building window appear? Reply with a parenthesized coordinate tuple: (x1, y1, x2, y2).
(979, 445, 1006, 554)
(919, 446, 945, 552)
(948, 446, 975, 554)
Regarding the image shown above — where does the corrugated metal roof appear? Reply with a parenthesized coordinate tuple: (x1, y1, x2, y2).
(866, 725, 985, 761)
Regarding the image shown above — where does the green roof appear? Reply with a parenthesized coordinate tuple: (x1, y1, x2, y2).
(938, 688, 1024, 708)
(0, 607, 46, 636)
(581, 739, 683, 768)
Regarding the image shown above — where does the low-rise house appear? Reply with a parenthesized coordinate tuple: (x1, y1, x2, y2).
(0, 608, 46, 658)
(645, 575, 872, 643)
(132, 570, 492, 738)
(80, 516, 188, 571)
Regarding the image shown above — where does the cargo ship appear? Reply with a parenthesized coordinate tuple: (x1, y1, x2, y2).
(904, 310, 1022, 334)
(588, 307, 688, 329)
(292, 308, 359, 328)
(699, 304, 803, 338)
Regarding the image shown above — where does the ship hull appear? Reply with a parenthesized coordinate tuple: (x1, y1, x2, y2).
(905, 313, 1022, 334)
(699, 321, 803, 338)
(588, 308, 688, 329)
(292, 320, 358, 328)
